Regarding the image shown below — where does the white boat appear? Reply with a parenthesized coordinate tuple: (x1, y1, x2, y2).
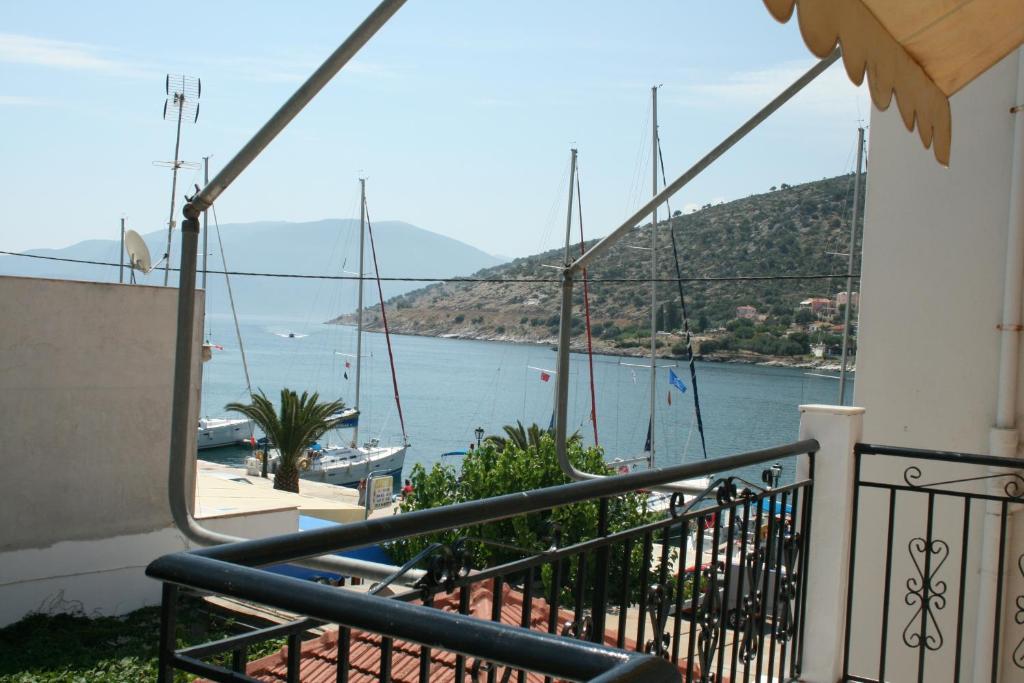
(198, 416, 254, 449)
(247, 439, 405, 488)
(245, 178, 407, 489)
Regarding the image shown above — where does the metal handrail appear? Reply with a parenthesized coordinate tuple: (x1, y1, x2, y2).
(855, 442, 1024, 468)
(150, 555, 680, 682)
(183, 439, 817, 567)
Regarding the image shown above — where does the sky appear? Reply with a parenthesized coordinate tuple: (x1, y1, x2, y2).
(0, 1, 870, 257)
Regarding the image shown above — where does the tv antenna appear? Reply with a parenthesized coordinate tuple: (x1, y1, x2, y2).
(153, 74, 201, 286)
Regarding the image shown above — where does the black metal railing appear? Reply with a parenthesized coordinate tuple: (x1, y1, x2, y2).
(843, 443, 1024, 683)
(147, 440, 818, 682)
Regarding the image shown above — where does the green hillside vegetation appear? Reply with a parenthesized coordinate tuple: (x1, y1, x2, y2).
(333, 174, 863, 360)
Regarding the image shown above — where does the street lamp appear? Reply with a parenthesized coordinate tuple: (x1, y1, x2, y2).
(474, 426, 484, 448)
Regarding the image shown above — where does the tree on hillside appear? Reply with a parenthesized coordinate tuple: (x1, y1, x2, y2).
(226, 389, 346, 493)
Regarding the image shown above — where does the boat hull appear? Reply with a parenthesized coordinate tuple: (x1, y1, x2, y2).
(197, 417, 254, 449)
(246, 445, 407, 491)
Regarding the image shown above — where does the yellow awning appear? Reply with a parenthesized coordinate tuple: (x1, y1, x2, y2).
(764, 0, 1024, 165)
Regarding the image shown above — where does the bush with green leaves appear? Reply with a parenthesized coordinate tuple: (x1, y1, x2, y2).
(388, 431, 666, 607)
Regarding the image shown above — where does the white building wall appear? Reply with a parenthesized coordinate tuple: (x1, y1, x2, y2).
(853, 50, 1024, 681)
(0, 276, 203, 626)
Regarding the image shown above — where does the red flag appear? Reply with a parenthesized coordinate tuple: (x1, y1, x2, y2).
(344, 360, 351, 368)
(540, 371, 551, 382)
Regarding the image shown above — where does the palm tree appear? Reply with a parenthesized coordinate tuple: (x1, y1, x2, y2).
(484, 420, 581, 451)
(226, 389, 346, 493)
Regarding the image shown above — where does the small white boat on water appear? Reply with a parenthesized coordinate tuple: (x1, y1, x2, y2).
(197, 417, 254, 450)
(246, 438, 406, 488)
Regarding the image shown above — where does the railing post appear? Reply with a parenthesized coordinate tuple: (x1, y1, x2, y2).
(796, 404, 864, 682)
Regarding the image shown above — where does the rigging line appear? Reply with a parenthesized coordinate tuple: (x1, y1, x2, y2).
(657, 137, 708, 459)
(575, 162, 599, 447)
(363, 199, 408, 445)
(211, 205, 256, 403)
(0, 251, 860, 283)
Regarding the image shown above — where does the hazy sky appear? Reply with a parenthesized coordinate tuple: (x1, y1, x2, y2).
(0, 1, 870, 256)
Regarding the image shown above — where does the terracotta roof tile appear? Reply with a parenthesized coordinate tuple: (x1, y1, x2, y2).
(200, 583, 714, 682)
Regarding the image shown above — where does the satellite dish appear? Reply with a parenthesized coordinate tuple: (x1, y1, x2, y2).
(124, 229, 153, 273)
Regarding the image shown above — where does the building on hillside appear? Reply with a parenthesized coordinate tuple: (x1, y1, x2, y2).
(799, 297, 834, 315)
(735, 304, 758, 319)
(835, 290, 859, 307)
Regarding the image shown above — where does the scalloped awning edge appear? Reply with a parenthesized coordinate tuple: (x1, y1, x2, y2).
(764, 0, 952, 165)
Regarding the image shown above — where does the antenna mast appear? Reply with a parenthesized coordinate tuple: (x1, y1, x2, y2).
(154, 74, 201, 286)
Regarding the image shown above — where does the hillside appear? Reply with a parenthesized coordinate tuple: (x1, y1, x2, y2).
(0, 219, 503, 322)
(331, 175, 863, 360)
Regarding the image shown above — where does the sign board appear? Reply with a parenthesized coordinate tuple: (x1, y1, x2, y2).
(370, 476, 393, 511)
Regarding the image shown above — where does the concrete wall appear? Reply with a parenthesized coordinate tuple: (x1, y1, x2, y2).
(853, 50, 1024, 682)
(0, 276, 202, 625)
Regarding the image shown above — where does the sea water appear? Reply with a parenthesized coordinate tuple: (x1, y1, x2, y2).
(198, 314, 852, 486)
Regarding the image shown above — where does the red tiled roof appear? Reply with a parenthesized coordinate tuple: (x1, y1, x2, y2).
(209, 583, 713, 683)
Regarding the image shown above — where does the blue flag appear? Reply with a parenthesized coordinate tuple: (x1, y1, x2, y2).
(668, 368, 687, 394)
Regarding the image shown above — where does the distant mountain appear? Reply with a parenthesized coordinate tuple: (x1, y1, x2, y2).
(334, 175, 864, 354)
(0, 219, 504, 321)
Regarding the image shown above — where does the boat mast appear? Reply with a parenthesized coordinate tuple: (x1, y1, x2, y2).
(838, 126, 865, 404)
(648, 85, 658, 467)
(352, 177, 367, 447)
(201, 156, 209, 290)
(562, 149, 578, 267)
(559, 148, 578, 425)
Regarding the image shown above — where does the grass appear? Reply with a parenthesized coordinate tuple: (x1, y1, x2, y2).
(0, 596, 285, 682)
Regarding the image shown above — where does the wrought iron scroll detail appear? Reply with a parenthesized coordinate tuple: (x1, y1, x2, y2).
(644, 583, 674, 658)
(669, 476, 762, 518)
(773, 533, 802, 642)
(902, 465, 1024, 501)
(469, 659, 514, 683)
(696, 563, 722, 676)
(901, 537, 949, 651)
(737, 546, 766, 663)
(1013, 553, 1024, 670)
(415, 541, 472, 593)
(560, 613, 593, 642)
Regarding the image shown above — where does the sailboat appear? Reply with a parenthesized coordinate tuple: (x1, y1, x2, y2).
(610, 87, 709, 498)
(245, 178, 407, 488)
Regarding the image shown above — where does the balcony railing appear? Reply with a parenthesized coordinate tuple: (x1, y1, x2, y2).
(843, 444, 1024, 683)
(147, 440, 818, 682)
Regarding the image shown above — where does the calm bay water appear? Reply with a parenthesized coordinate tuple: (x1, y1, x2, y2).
(199, 314, 852, 485)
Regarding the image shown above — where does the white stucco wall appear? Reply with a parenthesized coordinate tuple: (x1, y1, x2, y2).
(856, 59, 1018, 452)
(852, 50, 1024, 682)
(0, 276, 203, 626)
